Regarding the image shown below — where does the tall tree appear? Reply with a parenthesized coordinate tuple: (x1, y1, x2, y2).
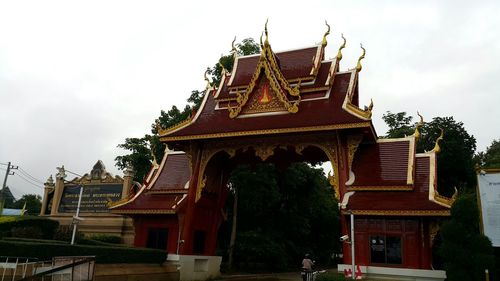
(383, 112, 477, 196)
(115, 137, 152, 183)
(438, 194, 495, 281)
(476, 139, 500, 168)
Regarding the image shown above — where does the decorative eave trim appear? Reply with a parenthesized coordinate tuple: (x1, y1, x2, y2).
(160, 121, 372, 142)
(309, 44, 323, 76)
(112, 209, 176, 215)
(342, 209, 450, 216)
(416, 152, 455, 208)
(341, 70, 372, 120)
(159, 86, 212, 138)
(148, 189, 189, 194)
(347, 185, 413, 191)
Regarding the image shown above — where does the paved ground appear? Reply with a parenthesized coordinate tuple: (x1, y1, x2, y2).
(218, 269, 340, 281)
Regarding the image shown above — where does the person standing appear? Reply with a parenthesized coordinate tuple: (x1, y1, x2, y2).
(301, 254, 314, 281)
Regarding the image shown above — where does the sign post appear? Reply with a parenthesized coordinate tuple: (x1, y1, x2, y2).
(71, 185, 84, 245)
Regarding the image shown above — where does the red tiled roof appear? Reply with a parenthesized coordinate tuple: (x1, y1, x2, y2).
(161, 71, 369, 141)
(346, 155, 449, 214)
(228, 46, 319, 88)
(111, 152, 191, 214)
(351, 140, 412, 187)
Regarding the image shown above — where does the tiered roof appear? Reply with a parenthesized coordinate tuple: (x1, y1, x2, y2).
(110, 151, 190, 214)
(159, 23, 374, 142)
(342, 130, 455, 216)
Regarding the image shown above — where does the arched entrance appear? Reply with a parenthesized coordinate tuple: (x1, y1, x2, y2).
(112, 23, 455, 280)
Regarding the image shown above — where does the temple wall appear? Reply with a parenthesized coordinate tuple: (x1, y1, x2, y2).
(342, 217, 432, 270)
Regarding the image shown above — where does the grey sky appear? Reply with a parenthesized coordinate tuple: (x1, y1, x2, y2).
(1, 0, 499, 198)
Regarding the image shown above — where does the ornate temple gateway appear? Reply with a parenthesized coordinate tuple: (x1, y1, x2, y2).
(112, 23, 454, 280)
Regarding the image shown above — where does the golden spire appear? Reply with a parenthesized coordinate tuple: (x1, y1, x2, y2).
(337, 33, 346, 61)
(204, 68, 211, 88)
(414, 111, 424, 140)
(322, 20, 330, 46)
(231, 36, 237, 56)
(356, 43, 366, 72)
(367, 98, 373, 111)
(259, 31, 264, 50)
(432, 128, 444, 153)
(264, 18, 269, 46)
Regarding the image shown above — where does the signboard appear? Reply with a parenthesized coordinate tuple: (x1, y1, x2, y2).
(477, 171, 500, 247)
(58, 184, 122, 213)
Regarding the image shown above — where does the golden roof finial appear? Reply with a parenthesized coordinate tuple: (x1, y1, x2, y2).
(259, 31, 264, 49)
(337, 33, 346, 61)
(414, 111, 424, 140)
(367, 98, 374, 112)
(356, 43, 366, 73)
(204, 68, 211, 88)
(264, 18, 269, 45)
(322, 20, 330, 46)
(231, 36, 237, 55)
(432, 128, 444, 153)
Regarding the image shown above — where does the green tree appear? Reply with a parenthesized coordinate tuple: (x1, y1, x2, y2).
(438, 194, 495, 281)
(219, 163, 340, 270)
(383, 112, 477, 196)
(115, 137, 152, 183)
(13, 194, 42, 215)
(382, 111, 414, 138)
(476, 139, 500, 168)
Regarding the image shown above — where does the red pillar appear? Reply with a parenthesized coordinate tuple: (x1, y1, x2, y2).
(180, 145, 202, 255)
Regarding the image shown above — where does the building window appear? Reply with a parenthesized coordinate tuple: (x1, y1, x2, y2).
(147, 228, 168, 250)
(370, 235, 402, 264)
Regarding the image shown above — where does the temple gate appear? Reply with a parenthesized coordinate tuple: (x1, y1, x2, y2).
(112, 22, 454, 280)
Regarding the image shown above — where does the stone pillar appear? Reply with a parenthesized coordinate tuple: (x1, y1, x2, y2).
(122, 166, 135, 199)
(50, 165, 67, 215)
(40, 175, 54, 215)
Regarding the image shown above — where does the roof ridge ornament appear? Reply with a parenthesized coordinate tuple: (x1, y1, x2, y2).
(356, 43, 366, 73)
(231, 36, 237, 55)
(337, 33, 346, 61)
(432, 128, 444, 153)
(203, 68, 213, 90)
(322, 20, 330, 46)
(264, 19, 269, 46)
(414, 111, 424, 140)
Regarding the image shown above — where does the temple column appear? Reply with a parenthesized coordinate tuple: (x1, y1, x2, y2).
(180, 144, 202, 255)
(50, 166, 66, 215)
(40, 175, 54, 215)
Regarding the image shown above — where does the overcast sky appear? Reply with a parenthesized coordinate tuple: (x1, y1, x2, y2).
(1, 0, 499, 198)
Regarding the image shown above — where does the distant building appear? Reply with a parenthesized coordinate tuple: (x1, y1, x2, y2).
(40, 161, 135, 244)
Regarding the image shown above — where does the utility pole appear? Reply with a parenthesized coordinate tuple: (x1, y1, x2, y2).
(1, 162, 18, 215)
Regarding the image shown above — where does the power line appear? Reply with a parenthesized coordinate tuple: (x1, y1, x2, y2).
(0, 162, 8, 166)
(15, 173, 43, 189)
(18, 167, 44, 184)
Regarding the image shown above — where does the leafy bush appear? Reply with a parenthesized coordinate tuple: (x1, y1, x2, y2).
(0, 240, 166, 264)
(88, 234, 121, 244)
(52, 225, 83, 242)
(3, 237, 68, 244)
(438, 194, 495, 281)
(0, 216, 59, 239)
(11, 226, 44, 239)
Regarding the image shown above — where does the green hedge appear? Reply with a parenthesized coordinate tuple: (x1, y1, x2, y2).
(316, 272, 348, 281)
(87, 234, 122, 244)
(0, 216, 59, 239)
(0, 240, 166, 264)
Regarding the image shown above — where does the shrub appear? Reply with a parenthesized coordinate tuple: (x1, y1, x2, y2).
(11, 226, 44, 239)
(0, 240, 166, 264)
(53, 225, 83, 242)
(88, 234, 121, 244)
(0, 216, 59, 239)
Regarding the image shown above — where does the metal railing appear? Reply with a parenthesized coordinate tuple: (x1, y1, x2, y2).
(1, 256, 95, 281)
